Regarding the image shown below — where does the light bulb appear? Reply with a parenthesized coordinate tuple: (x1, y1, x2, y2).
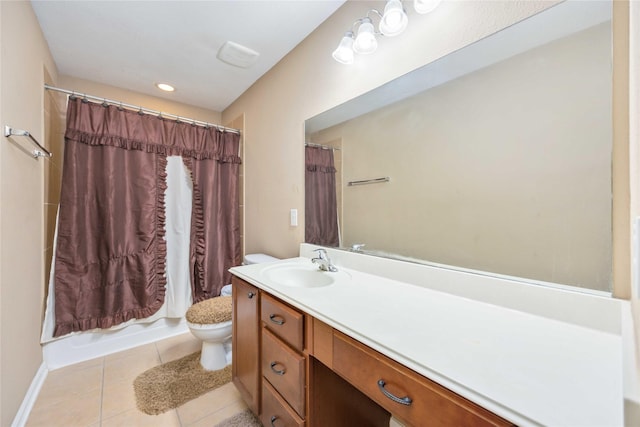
(379, 0, 408, 37)
(414, 0, 442, 14)
(332, 32, 355, 64)
(353, 18, 378, 55)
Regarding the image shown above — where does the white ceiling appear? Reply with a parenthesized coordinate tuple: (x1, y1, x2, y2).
(31, 0, 346, 112)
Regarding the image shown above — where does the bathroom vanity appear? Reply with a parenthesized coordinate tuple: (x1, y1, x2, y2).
(230, 245, 625, 426)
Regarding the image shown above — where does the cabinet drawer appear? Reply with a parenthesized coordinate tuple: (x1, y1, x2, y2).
(261, 379, 305, 427)
(262, 328, 306, 417)
(261, 293, 304, 352)
(333, 332, 512, 427)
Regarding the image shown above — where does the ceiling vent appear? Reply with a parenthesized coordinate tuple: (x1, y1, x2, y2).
(216, 41, 260, 68)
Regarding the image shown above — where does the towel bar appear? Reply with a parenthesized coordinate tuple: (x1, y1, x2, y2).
(347, 177, 390, 186)
(4, 125, 52, 159)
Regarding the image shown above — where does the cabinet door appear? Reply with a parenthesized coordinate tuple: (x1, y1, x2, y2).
(232, 277, 261, 414)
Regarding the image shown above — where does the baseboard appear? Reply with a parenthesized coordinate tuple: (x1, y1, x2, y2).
(11, 362, 48, 427)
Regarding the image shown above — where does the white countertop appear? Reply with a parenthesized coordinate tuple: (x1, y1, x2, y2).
(230, 255, 624, 426)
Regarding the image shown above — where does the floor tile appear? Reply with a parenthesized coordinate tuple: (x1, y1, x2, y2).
(26, 387, 101, 427)
(101, 377, 138, 420)
(103, 347, 161, 388)
(101, 408, 181, 427)
(28, 334, 245, 426)
(104, 342, 158, 362)
(156, 332, 201, 363)
(36, 363, 103, 407)
(176, 382, 242, 426)
(183, 400, 248, 427)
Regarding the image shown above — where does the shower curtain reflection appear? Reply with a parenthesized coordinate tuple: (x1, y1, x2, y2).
(305, 145, 339, 246)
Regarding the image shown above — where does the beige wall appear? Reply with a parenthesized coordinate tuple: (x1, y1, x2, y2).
(222, 0, 557, 260)
(0, 1, 58, 425)
(311, 23, 612, 291)
(57, 75, 222, 125)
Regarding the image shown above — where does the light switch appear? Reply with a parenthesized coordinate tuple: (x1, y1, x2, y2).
(290, 209, 298, 227)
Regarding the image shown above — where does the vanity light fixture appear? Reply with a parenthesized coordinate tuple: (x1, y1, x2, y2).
(332, 0, 441, 64)
(156, 83, 175, 92)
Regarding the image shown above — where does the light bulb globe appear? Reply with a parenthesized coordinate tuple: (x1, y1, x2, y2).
(332, 32, 355, 64)
(353, 20, 378, 55)
(379, 0, 408, 37)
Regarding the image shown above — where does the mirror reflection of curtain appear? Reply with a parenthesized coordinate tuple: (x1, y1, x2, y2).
(305, 146, 339, 246)
(53, 98, 240, 337)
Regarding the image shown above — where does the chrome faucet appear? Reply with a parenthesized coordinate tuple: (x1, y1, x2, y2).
(311, 248, 338, 272)
(350, 243, 365, 252)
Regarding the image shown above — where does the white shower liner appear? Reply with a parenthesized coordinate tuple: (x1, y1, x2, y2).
(42, 156, 195, 370)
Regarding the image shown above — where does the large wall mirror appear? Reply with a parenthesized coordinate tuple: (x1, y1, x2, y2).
(305, 0, 612, 293)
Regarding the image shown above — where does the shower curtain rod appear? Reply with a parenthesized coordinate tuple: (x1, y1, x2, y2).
(305, 142, 341, 151)
(44, 84, 241, 135)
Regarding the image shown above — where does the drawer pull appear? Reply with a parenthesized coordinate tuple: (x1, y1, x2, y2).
(377, 379, 413, 406)
(247, 291, 255, 299)
(270, 416, 279, 426)
(269, 361, 286, 376)
(269, 314, 285, 325)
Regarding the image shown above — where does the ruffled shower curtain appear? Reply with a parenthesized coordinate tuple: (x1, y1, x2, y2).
(305, 146, 339, 246)
(52, 98, 240, 338)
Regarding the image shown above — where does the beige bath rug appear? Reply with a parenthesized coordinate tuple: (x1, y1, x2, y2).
(133, 351, 231, 415)
(213, 409, 262, 427)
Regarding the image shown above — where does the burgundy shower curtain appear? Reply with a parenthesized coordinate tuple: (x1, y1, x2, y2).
(53, 98, 240, 337)
(305, 146, 339, 246)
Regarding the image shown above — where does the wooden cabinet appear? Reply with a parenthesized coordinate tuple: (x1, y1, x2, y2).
(332, 331, 513, 427)
(260, 293, 307, 424)
(232, 277, 261, 414)
(231, 275, 513, 427)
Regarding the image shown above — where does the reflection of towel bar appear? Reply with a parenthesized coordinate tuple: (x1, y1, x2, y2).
(4, 125, 52, 159)
(347, 177, 390, 186)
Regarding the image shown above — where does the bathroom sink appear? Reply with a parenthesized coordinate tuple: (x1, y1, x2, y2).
(262, 262, 349, 288)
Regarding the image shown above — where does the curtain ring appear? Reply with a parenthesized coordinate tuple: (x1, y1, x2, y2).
(82, 94, 89, 103)
(137, 107, 144, 116)
(176, 116, 181, 124)
(117, 102, 124, 111)
(101, 98, 109, 108)
(157, 112, 163, 120)
(191, 120, 197, 127)
(69, 91, 77, 101)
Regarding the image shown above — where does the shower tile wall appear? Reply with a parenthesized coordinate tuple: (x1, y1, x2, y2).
(43, 88, 66, 302)
(225, 114, 245, 262)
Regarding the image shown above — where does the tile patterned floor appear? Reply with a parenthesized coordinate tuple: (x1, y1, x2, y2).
(26, 333, 247, 427)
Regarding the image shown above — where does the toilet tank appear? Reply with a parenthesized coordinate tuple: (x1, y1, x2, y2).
(243, 253, 279, 265)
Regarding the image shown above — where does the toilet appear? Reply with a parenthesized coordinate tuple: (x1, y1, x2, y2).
(186, 253, 279, 371)
(186, 296, 233, 371)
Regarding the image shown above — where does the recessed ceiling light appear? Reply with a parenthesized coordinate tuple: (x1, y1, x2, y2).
(156, 83, 175, 92)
